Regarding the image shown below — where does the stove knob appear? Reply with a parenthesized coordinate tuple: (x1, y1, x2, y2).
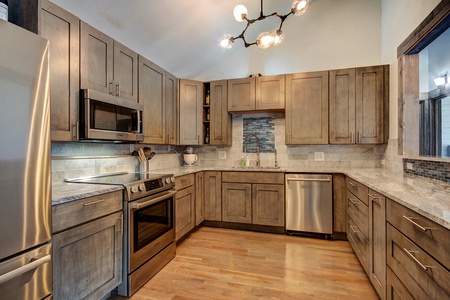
(130, 185, 139, 193)
(170, 177, 175, 183)
(138, 183, 146, 191)
(165, 178, 171, 184)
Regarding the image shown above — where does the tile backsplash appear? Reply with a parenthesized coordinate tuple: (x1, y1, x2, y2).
(242, 117, 275, 153)
(403, 158, 450, 183)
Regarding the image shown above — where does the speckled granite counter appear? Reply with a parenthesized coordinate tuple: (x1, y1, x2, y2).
(52, 166, 449, 230)
(52, 182, 123, 205)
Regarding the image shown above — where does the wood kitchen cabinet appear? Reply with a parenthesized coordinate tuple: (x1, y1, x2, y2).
(175, 174, 196, 241)
(210, 80, 232, 146)
(52, 191, 123, 300)
(80, 21, 138, 102)
(330, 66, 389, 144)
(195, 172, 205, 226)
(204, 171, 222, 221)
(332, 173, 347, 236)
(40, 0, 79, 141)
(139, 56, 178, 144)
(285, 71, 329, 144)
(228, 75, 285, 112)
(221, 172, 285, 227)
(179, 79, 203, 145)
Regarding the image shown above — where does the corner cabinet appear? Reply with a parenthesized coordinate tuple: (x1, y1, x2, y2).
(139, 56, 178, 144)
(179, 79, 203, 145)
(40, 0, 79, 141)
(210, 80, 232, 146)
(329, 66, 389, 144)
(285, 71, 329, 144)
(204, 171, 222, 221)
(80, 21, 138, 102)
(195, 172, 205, 226)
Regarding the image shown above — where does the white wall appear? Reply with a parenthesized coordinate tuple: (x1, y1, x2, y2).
(197, 0, 382, 81)
(380, 0, 441, 140)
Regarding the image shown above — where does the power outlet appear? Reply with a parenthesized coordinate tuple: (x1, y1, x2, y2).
(406, 162, 413, 170)
(314, 152, 325, 161)
(218, 151, 226, 159)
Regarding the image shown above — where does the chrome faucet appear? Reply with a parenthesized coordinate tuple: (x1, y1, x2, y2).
(245, 134, 260, 167)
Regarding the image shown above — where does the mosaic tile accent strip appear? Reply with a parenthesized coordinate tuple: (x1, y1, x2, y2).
(403, 158, 450, 183)
(243, 117, 275, 153)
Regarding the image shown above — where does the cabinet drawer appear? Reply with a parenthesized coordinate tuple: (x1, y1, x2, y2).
(347, 190, 368, 238)
(222, 172, 284, 184)
(52, 191, 122, 233)
(386, 267, 415, 300)
(346, 177, 368, 205)
(347, 214, 368, 272)
(387, 199, 450, 270)
(175, 174, 195, 190)
(387, 224, 450, 299)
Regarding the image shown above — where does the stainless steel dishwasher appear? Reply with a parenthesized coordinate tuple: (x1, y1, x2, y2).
(285, 174, 333, 237)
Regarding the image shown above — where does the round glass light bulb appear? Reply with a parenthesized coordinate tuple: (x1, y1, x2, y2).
(292, 0, 309, 16)
(257, 32, 274, 49)
(218, 34, 233, 49)
(233, 5, 248, 22)
(272, 30, 284, 46)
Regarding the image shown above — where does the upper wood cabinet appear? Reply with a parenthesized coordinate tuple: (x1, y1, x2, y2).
(285, 71, 329, 144)
(139, 56, 178, 145)
(40, 0, 80, 142)
(228, 75, 285, 112)
(210, 80, 232, 146)
(179, 79, 203, 145)
(80, 21, 138, 102)
(330, 66, 388, 144)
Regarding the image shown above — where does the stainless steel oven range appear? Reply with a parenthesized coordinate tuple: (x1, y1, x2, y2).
(66, 172, 176, 297)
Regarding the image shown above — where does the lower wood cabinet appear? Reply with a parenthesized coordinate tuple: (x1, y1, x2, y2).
(221, 172, 285, 227)
(175, 174, 195, 241)
(52, 191, 123, 300)
(204, 171, 222, 221)
(195, 172, 205, 226)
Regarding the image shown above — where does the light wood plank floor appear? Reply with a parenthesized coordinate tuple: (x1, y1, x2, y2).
(115, 227, 379, 300)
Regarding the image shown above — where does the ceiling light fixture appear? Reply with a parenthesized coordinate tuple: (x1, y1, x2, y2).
(219, 0, 310, 49)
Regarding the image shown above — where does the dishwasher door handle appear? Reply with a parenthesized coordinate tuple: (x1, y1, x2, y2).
(287, 178, 331, 182)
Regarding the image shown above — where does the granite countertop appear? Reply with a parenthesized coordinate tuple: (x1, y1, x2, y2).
(52, 166, 450, 230)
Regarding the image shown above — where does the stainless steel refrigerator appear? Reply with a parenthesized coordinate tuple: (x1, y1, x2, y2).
(0, 20, 52, 299)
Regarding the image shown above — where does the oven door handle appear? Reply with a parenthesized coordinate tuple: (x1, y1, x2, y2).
(130, 190, 177, 210)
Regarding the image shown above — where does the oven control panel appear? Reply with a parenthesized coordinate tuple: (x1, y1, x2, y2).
(126, 175, 175, 200)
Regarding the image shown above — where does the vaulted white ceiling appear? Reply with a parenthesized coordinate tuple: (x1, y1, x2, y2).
(50, 0, 382, 81)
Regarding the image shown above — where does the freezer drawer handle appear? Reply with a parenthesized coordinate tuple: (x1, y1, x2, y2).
(0, 254, 51, 285)
(287, 178, 331, 182)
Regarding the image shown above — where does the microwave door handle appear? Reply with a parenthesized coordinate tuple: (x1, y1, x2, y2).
(130, 191, 176, 210)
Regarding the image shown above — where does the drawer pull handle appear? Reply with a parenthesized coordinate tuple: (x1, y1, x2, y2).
(403, 248, 432, 271)
(349, 224, 360, 234)
(349, 182, 357, 188)
(402, 215, 433, 232)
(83, 199, 105, 207)
(348, 198, 359, 205)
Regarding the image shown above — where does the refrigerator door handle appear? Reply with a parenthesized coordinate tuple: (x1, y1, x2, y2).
(0, 255, 51, 285)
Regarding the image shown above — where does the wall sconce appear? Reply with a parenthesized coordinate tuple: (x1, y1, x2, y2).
(434, 73, 447, 88)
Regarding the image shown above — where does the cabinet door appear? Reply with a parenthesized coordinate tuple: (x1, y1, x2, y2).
(179, 79, 203, 145)
(368, 190, 386, 300)
(332, 173, 347, 233)
(195, 172, 204, 226)
(80, 21, 114, 94)
(355, 66, 385, 144)
(222, 183, 252, 224)
(139, 56, 165, 144)
(204, 171, 222, 221)
(165, 72, 178, 145)
(175, 186, 195, 241)
(228, 77, 256, 111)
(252, 184, 284, 226)
(113, 41, 138, 102)
(53, 212, 122, 300)
(329, 68, 356, 144)
(256, 75, 285, 110)
(210, 80, 231, 146)
(41, 0, 79, 141)
(285, 71, 329, 144)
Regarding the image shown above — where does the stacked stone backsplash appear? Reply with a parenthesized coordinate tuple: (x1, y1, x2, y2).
(51, 143, 182, 183)
(196, 113, 386, 168)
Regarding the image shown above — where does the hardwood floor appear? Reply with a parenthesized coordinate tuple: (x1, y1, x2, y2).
(117, 227, 378, 299)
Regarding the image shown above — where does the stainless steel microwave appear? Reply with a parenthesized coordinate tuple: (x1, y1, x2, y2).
(80, 89, 144, 142)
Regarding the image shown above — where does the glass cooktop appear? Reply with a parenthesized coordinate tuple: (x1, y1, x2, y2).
(65, 172, 170, 185)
